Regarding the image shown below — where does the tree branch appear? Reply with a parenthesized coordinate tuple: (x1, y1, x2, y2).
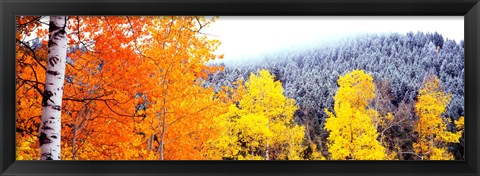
(400, 151, 423, 160)
(16, 16, 43, 27)
(17, 39, 47, 70)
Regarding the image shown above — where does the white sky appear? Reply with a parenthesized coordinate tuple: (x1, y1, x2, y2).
(202, 16, 464, 64)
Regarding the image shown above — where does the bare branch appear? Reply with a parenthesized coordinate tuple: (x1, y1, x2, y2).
(400, 151, 423, 160)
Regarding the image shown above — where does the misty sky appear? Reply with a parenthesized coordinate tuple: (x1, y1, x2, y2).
(202, 16, 464, 64)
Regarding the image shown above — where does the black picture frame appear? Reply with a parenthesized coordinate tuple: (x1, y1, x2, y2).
(1, 0, 479, 176)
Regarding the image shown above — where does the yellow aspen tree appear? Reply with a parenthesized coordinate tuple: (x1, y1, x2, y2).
(413, 75, 464, 160)
(324, 70, 387, 160)
(213, 70, 310, 160)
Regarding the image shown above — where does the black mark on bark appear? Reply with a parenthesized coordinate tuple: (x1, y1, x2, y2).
(48, 57, 59, 66)
(42, 152, 53, 160)
(58, 28, 66, 36)
(51, 135, 58, 139)
(47, 70, 60, 76)
(48, 40, 57, 47)
(49, 21, 60, 32)
(41, 125, 53, 131)
(52, 105, 62, 111)
(52, 26, 65, 41)
(48, 18, 66, 48)
(42, 91, 53, 107)
(39, 132, 52, 145)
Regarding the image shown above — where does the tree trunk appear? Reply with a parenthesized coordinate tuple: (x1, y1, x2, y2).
(72, 121, 77, 160)
(266, 119, 269, 160)
(39, 16, 68, 160)
(159, 97, 167, 160)
(266, 139, 269, 160)
(148, 134, 154, 152)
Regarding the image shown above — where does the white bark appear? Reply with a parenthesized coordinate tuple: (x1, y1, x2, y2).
(40, 16, 68, 160)
(266, 139, 269, 160)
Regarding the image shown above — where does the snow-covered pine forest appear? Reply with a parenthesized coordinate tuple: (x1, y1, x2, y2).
(204, 31, 465, 160)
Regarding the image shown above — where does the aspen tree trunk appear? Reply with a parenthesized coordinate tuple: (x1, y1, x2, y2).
(148, 134, 154, 151)
(266, 117, 269, 160)
(39, 16, 68, 160)
(72, 121, 77, 160)
(266, 139, 269, 160)
(159, 97, 167, 160)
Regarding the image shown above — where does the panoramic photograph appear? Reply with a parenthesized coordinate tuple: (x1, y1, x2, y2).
(16, 16, 464, 160)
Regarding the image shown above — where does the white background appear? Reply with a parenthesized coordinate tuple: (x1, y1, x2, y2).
(202, 16, 464, 64)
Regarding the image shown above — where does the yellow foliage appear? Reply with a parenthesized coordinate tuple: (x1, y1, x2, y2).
(455, 116, 464, 131)
(16, 135, 38, 160)
(240, 70, 298, 122)
(430, 147, 454, 160)
(212, 69, 308, 160)
(413, 75, 463, 160)
(306, 142, 325, 160)
(324, 70, 387, 160)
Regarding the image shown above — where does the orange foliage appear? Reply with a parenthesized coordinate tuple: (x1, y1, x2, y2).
(135, 16, 230, 160)
(16, 16, 227, 160)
